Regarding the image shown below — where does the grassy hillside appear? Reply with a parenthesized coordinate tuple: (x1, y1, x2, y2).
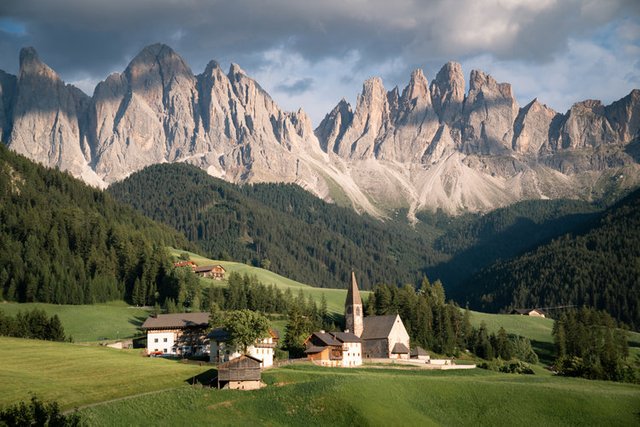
(0, 301, 149, 342)
(0, 337, 203, 410)
(80, 364, 640, 426)
(171, 249, 369, 315)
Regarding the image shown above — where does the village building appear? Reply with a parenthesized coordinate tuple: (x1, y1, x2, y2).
(194, 264, 226, 280)
(209, 328, 279, 368)
(217, 354, 264, 390)
(511, 308, 546, 318)
(304, 331, 362, 367)
(346, 272, 411, 359)
(410, 346, 431, 362)
(173, 260, 197, 270)
(141, 312, 209, 357)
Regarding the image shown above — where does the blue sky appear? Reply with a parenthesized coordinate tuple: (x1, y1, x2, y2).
(0, 0, 638, 124)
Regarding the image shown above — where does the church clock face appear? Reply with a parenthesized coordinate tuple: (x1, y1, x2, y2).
(356, 307, 361, 316)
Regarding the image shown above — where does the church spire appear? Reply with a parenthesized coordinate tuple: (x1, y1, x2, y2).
(345, 271, 364, 337)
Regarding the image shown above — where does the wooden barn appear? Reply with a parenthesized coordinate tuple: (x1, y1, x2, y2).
(217, 354, 263, 390)
(511, 308, 546, 318)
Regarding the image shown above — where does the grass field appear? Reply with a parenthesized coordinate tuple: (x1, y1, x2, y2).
(170, 248, 370, 315)
(0, 337, 204, 410)
(79, 364, 640, 426)
(2, 337, 639, 426)
(0, 301, 150, 342)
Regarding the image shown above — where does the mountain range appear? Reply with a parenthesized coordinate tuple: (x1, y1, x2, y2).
(1, 43, 639, 216)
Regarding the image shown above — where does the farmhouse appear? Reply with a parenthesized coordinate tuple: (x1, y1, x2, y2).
(511, 308, 546, 318)
(141, 312, 209, 356)
(217, 354, 263, 390)
(173, 260, 197, 270)
(304, 331, 362, 367)
(209, 327, 279, 368)
(346, 272, 411, 359)
(194, 265, 226, 280)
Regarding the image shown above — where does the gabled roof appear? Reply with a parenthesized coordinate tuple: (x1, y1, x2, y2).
(141, 312, 209, 330)
(391, 342, 410, 354)
(331, 331, 361, 343)
(361, 314, 401, 340)
(411, 346, 429, 357)
(194, 265, 215, 273)
(311, 332, 342, 346)
(217, 354, 262, 369)
(304, 345, 326, 354)
(345, 271, 363, 307)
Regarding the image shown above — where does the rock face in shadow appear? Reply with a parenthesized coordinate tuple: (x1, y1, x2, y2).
(2, 45, 639, 216)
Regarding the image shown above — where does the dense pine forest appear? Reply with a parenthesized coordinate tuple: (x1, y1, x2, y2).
(108, 163, 600, 292)
(108, 163, 441, 290)
(464, 188, 640, 329)
(0, 145, 196, 305)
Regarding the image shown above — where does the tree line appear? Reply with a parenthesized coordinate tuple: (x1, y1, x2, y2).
(0, 308, 67, 341)
(552, 307, 637, 383)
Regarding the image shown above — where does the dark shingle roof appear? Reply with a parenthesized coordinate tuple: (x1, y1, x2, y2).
(141, 312, 209, 330)
(331, 331, 361, 343)
(304, 345, 326, 354)
(411, 346, 429, 357)
(361, 315, 400, 340)
(313, 332, 341, 346)
(391, 342, 410, 354)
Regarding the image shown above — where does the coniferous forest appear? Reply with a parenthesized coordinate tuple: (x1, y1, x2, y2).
(0, 144, 196, 305)
(465, 188, 640, 329)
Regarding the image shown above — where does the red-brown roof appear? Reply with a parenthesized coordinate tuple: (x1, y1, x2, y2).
(141, 312, 209, 330)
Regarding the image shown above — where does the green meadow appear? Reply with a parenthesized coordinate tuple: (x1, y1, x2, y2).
(170, 248, 370, 315)
(2, 336, 639, 426)
(0, 337, 204, 410)
(80, 364, 640, 426)
(0, 301, 149, 342)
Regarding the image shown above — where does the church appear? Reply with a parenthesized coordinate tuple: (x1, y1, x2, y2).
(345, 272, 411, 359)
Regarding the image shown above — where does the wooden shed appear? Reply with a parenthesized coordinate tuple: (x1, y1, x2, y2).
(217, 354, 263, 390)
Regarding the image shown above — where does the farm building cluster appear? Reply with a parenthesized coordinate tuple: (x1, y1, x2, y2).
(173, 261, 226, 280)
(141, 270, 476, 388)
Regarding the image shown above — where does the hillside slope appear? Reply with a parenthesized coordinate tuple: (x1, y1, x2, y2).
(464, 188, 640, 329)
(0, 144, 194, 305)
(109, 163, 439, 290)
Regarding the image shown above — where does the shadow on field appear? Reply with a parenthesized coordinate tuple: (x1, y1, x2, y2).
(531, 340, 555, 366)
(129, 315, 148, 328)
(185, 369, 218, 387)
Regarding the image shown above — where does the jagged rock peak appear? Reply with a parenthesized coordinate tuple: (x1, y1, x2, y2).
(403, 68, 429, 101)
(125, 43, 193, 79)
(203, 59, 222, 74)
(18, 47, 60, 81)
(469, 69, 514, 99)
(430, 61, 465, 123)
(228, 63, 246, 77)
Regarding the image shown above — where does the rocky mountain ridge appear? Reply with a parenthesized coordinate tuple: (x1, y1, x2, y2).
(1, 44, 639, 217)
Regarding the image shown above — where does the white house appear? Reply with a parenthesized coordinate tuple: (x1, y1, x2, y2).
(141, 312, 210, 356)
(209, 328, 279, 368)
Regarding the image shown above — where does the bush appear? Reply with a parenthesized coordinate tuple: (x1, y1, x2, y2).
(478, 359, 535, 375)
(0, 395, 82, 426)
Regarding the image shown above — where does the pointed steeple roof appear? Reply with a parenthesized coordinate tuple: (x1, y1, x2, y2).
(346, 271, 362, 306)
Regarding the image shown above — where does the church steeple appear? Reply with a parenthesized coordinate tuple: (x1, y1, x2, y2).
(345, 271, 364, 337)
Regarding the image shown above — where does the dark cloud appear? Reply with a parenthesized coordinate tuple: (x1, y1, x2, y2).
(0, 0, 638, 122)
(275, 77, 314, 95)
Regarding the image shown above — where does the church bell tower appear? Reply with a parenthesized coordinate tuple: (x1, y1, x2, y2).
(345, 271, 364, 337)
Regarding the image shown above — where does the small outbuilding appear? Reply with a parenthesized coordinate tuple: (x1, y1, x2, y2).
(194, 265, 226, 280)
(410, 346, 431, 362)
(217, 354, 263, 390)
(511, 308, 546, 318)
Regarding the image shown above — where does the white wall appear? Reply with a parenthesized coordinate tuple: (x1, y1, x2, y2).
(210, 336, 275, 368)
(147, 331, 176, 355)
(387, 315, 411, 359)
(341, 342, 362, 367)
